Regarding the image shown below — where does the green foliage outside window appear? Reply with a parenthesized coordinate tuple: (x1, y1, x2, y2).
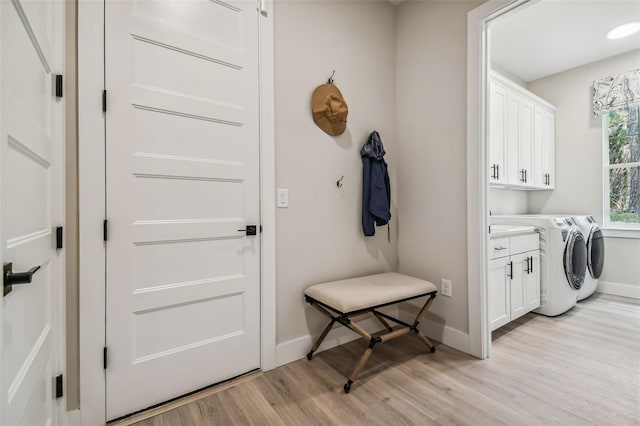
(607, 106, 639, 224)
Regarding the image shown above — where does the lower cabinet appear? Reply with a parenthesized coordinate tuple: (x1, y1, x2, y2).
(489, 234, 540, 332)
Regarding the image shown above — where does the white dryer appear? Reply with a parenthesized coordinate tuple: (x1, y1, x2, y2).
(572, 215, 605, 301)
(491, 215, 588, 316)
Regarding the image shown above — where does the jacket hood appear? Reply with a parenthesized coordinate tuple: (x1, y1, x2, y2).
(360, 131, 386, 160)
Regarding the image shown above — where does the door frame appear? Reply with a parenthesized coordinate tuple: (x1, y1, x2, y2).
(466, 0, 532, 359)
(77, 1, 276, 424)
(0, 0, 67, 423)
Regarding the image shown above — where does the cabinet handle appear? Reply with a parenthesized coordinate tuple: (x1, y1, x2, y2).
(507, 261, 513, 279)
(495, 247, 507, 251)
(496, 164, 499, 180)
(524, 169, 528, 183)
(529, 256, 533, 274)
(491, 164, 496, 180)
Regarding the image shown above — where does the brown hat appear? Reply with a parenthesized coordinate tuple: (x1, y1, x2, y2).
(311, 83, 348, 136)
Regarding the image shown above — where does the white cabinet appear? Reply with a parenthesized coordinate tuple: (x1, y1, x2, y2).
(489, 80, 507, 184)
(533, 105, 555, 188)
(489, 233, 541, 331)
(489, 71, 555, 190)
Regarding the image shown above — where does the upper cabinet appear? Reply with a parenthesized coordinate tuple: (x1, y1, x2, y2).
(489, 72, 555, 190)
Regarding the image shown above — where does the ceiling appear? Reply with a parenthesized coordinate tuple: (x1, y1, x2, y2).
(490, 0, 640, 82)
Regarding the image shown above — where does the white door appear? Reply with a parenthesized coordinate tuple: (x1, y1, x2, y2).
(509, 252, 527, 320)
(532, 105, 544, 187)
(104, 0, 261, 419)
(489, 80, 507, 184)
(506, 92, 520, 185)
(1, 0, 63, 424)
(542, 110, 555, 188)
(518, 99, 533, 187)
(488, 257, 510, 331)
(525, 251, 540, 312)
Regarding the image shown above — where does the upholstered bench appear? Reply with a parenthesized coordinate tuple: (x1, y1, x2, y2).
(304, 272, 438, 393)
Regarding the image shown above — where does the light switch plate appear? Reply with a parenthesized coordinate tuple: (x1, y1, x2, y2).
(277, 188, 289, 208)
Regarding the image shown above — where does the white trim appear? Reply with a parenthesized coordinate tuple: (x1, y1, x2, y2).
(602, 228, 640, 239)
(596, 281, 640, 300)
(399, 311, 471, 354)
(78, 2, 276, 423)
(67, 410, 81, 426)
(259, 0, 276, 372)
(78, 0, 106, 424)
(275, 316, 394, 368)
(53, 1, 68, 424)
(466, 0, 531, 360)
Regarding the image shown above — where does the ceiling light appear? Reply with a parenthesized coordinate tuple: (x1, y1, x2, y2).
(606, 22, 640, 39)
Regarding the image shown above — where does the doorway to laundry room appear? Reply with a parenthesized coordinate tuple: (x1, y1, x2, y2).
(483, 0, 640, 354)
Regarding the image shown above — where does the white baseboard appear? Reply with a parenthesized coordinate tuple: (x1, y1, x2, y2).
(596, 280, 640, 299)
(276, 316, 389, 367)
(276, 307, 471, 367)
(398, 310, 470, 354)
(67, 409, 81, 426)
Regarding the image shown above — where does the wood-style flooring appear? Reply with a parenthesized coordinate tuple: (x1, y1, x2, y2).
(124, 293, 640, 425)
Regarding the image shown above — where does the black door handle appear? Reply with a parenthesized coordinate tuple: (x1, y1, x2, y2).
(529, 256, 533, 274)
(237, 225, 257, 236)
(507, 261, 513, 279)
(4, 263, 41, 297)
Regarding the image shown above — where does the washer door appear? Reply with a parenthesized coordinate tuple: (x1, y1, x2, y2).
(564, 229, 587, 290)
(587, 227, 605, 279)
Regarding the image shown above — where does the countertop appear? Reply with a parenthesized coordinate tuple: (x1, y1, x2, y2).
(489, 225, 537, 239)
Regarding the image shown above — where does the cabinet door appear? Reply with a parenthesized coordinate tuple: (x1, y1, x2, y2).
(533, 106, 545, 188)
(519, 99, 534, 187)
(509, 252, 528, 321)
(525, 250, 541, 312)
(489, 257, 511, 331)
(489, 81, 507, 184)
(506, 92, 521, 185)
(542, 111, 555, 188)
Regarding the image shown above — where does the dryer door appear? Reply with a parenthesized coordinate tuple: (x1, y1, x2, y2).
(564, 229, 587, 290)
(587, 227, 605, 279)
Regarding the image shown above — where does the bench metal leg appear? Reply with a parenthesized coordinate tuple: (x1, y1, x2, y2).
(305, 292, 437, 393)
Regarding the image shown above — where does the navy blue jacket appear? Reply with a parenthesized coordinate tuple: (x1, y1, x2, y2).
(361, 131, 391, 236)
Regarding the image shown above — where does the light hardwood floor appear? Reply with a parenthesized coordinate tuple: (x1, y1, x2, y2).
(125, 293, 639, 425)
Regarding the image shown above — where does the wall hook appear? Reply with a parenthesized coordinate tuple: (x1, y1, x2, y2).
(336, 175, 344, 188)
(328, 70, 335, 84)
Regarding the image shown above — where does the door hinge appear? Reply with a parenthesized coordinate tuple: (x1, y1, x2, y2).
(258, 0, 267, 16)
(103, 347, 108, 369)
(55, 75, 63, 98)
(55, 374, 63, 398)
(56, 226, 63, 249)
(103, 220, 108, 242)
(102, 90, 107, 112)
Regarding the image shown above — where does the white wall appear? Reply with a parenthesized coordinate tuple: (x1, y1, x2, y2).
(274, 0, 398, 360)
(396, 0, 482, 336)
(489, 188, 527, 215)
(527, 49, 640, 291)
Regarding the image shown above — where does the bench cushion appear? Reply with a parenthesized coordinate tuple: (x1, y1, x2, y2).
(305, 272, 437, 313)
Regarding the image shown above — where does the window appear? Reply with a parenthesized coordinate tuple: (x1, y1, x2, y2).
(604, 105, 640, 228)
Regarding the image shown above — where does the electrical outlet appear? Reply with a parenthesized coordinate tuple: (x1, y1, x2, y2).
(441, 279, 452, 297)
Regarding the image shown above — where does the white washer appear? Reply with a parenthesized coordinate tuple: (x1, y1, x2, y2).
(572, 215, 605, 301)
(491, 215, 588, 316)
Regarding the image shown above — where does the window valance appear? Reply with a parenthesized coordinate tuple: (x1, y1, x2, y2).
(592, 69, 640, 118)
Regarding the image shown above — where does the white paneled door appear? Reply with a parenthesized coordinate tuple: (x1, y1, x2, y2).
(105, 0, 261, 419)
(1, 0, 63, 424)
